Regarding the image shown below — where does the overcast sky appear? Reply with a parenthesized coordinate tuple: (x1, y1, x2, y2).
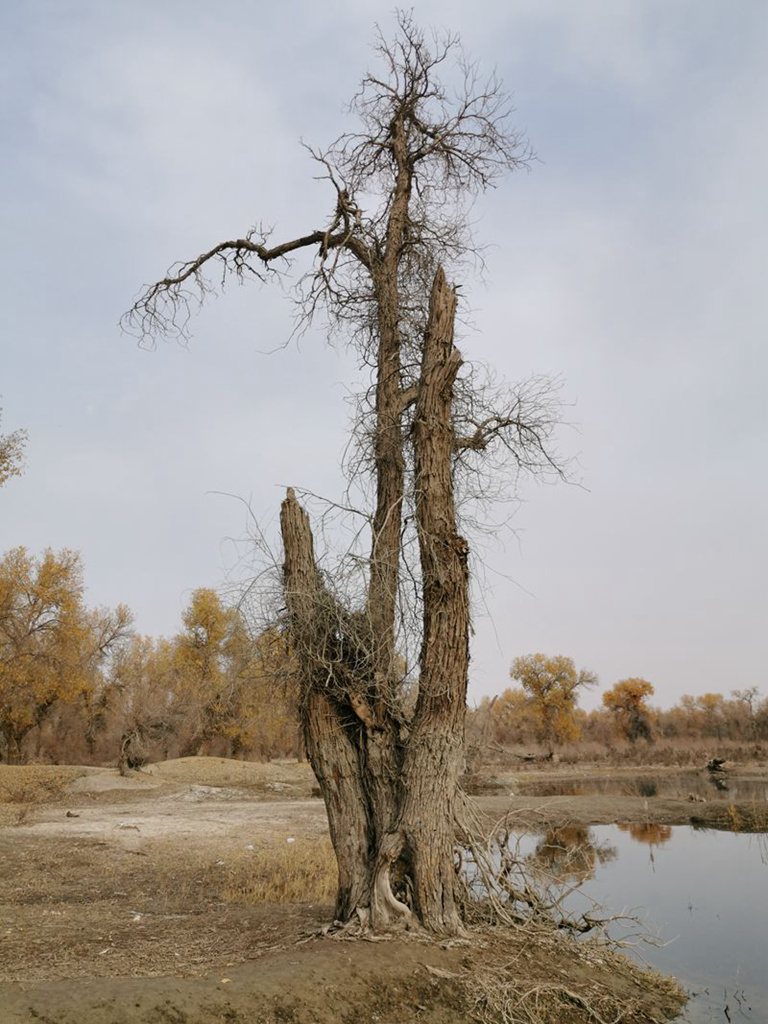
(1, 1, 765, 710)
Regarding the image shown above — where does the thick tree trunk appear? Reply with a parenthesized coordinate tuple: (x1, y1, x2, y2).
(280, 268, 469, 936)
(302, 690, 373, 920)
(398, 267, 469, 934)
(280, 490, 376, 922)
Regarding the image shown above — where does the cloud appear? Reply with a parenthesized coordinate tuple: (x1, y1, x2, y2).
(1, 1, 765, 705)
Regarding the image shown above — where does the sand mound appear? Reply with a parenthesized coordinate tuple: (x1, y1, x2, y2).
(142, 756, 314, 793)
(0, 764, 96, 804)
(0, 757, 318, 807)
(65, 769, 164, 794)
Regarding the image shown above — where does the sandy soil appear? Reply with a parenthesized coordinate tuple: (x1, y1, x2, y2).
(2, 755, 758, 1022)
(0, 930, 684, 1024)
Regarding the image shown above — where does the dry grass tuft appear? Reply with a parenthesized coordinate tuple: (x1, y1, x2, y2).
(218, 837, 338, 904)
(148, 836, 339, 907)
(0, 765, 93, 825)
(0, 765, 90, 804)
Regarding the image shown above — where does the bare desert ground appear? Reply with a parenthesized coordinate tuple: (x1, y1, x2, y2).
(4, 755, 761, 1023)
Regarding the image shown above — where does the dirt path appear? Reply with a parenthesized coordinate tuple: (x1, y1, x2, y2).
(11, 793, 328, 847)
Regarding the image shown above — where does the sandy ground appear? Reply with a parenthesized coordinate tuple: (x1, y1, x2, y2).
(2, 755, 760, 1022)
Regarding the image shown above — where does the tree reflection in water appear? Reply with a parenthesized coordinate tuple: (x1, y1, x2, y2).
(617, 822, 673, 847)
(528, 826, 618, 885)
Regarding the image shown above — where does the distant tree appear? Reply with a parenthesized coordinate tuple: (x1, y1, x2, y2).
(0, 547, 131, 762)
(172, 589, 297, 759)
(696, 692, 726, 740)
(731, 686, 760, 740)
(173, 588, 246, 756)
(230, 628, 300, 760)
(110, 635, 182, 773)
(510, 654, 597, 753)
(0, 409, 26, 488)
(602, 678, 655, 743)
(479, 687, 537, 747)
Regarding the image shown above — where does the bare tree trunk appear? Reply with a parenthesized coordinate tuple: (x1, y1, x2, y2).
(281, 269, 469, 935)
(397, 267, 469, 934)
(367, 118, 412, 698)
(280, 490, 376, 922)
(3, 726, 26, 765)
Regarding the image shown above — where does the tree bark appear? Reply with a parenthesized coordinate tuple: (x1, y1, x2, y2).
(367, 117, 413, 699)
(280, 489, 375, 922)
(396, 267, 469, 934)
(281, 269, 470, 936)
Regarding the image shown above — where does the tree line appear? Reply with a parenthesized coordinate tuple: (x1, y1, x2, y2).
(2, 547, 762, 767)
(0, 546, 299, 766)
(476, 653, 766, 752)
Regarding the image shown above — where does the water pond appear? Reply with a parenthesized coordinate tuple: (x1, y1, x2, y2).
(516, 772, 768, 803)
(507, 824, 768, 1022)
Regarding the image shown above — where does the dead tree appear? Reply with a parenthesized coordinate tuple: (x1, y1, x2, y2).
(124, 14, 562, 935)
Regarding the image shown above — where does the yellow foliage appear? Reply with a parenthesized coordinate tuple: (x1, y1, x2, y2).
(0, 411, 26, 488)
(0, 547, 131, 760)
(171, 589, 297, 758)
(602, 678, 654, 713)
(602, 678, 655, 742)
(510, 653, 597, 751)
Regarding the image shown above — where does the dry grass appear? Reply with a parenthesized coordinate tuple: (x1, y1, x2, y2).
(723, 802, 768, 833)
(0, 764, 94, 824)
(464, 929, 686, 1024)
(142, 756, 316, 796)
(145, 835, 339, 908)
(487, 741, 767, 769)
(0, 764, 90, 803)
(568, 741, 765, 768)
(218, 838, 337, 903)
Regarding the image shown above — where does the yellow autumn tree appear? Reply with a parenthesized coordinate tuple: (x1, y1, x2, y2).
(479, 687, 538, 746)
(227, 627, 300, 760)
(510, 653, 597, 753)
(173, 587, 236, 755)
(172, 589, 298, 758)
(602, 677, 655, 742)
(108, 634, 183, 772)
(0, 410, 26, 488)
(0, 547, 131, 762)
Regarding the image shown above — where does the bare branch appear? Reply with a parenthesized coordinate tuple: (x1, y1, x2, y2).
(121, 219, 374, 343)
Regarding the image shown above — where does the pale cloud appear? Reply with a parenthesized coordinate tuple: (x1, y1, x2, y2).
(1, 1, 765, 708)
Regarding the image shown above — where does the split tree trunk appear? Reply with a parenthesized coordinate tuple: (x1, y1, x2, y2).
(280, 268, 469, 935)
(280, 490, 376, 923)
(396, 267, 469, 933)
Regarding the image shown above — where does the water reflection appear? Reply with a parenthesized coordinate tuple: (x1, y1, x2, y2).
(528, 825, 617, 884)
(617, 822, 673, 847)
(516, 825, 768, 1023)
